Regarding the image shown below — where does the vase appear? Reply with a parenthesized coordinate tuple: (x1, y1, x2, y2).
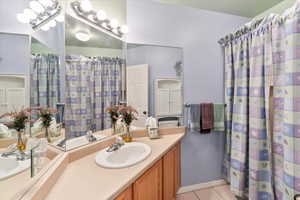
(17, 131, 26, 152)
(112, 123, 117, 135)
(123, 125, 132, 142)
(45, 127, 51, 143)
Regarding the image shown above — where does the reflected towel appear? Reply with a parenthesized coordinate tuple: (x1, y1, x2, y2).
(213, 104, 225, 132)
(190, 104, 200, 132)
(200, 103, 214, 133)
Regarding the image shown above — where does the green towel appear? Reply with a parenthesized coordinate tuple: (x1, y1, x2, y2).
(213, 104, 225, 132)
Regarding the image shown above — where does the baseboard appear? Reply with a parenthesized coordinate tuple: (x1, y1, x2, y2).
(177, 179, 227, 194)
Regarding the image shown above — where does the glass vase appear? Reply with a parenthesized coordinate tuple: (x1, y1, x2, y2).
(45, 127, 51, 143)
(112, 122, 117, 135)
(123, 125, 132, 142)
(17, 131, 26, 152)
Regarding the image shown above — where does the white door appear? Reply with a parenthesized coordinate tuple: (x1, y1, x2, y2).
(127, 64, 149, 128)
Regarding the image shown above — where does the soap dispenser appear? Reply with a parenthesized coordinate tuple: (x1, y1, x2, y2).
(145, 117, 160, 139)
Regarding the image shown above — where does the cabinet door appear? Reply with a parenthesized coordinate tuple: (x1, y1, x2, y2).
(170, 89, 182, 115)
(115, 185, 133, 200)
(174, 142, 181, 193)
(163, 146, 176, 200)
(157, 88, 170, 116)
(134, 160, 162, 200)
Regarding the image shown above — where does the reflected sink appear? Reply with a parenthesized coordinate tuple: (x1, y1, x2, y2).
(0, 156, 30, 180)
(95, 142, 151, 169)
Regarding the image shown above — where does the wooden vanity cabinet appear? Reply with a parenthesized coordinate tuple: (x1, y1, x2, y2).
(163, 142, 181, 200)
(174, 142, 181, 193)
(115, 142, 181, 200)
(115, 185, 133, 200)
(133, 159, 163, 200)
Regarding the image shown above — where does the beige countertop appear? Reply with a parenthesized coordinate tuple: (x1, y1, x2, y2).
(0, 157, 50, 200)
(44, 133, 184, 200)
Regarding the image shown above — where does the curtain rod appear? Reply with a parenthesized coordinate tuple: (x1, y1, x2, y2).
(218, 1, 300, 46)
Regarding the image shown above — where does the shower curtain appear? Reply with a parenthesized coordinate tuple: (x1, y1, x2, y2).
(65, 55, 123, 138)
(31, 54, 60, 109)
(221, 2, 300, 200)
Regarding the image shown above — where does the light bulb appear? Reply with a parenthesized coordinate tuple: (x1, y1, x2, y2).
(17, 13, 30, 23)
(75, 31, 90, 41)
(96, 10, 106, 21)
(101, 22, 108, 28)
(41, 24, 50, 31)
(30, 1, 45, 13)
(110, 19, 118, 29)
(39, 0, 54, 7)
(80, 0, 92, 12)
(87, 14, 95, 21)
(55, 14, 64, 22)
(112, 28, 119, 35)
(120, 25, 129, 34)
(49, 20, 56, 27)
(24, 8, 37, 20)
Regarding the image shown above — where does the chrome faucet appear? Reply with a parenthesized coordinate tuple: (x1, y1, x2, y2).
(106, 136, 125, 152)
(86, 130, 97, 142)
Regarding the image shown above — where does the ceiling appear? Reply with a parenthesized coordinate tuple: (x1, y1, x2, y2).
(65, 15, 123, 49)
(154, 0, 284, 17)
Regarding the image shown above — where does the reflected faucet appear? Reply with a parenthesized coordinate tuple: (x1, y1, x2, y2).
(1, 144, 29, 161)
(86, 130, 97, 142)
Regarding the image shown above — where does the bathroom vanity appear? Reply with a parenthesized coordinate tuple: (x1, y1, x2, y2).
(19, 127, 185, 200)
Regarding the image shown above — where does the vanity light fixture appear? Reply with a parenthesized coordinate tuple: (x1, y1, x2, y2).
(16, 0, 63, 31)
(80, 0, 93, 12)
(75, 31, 91, 41)
(71, 1, 129, 37)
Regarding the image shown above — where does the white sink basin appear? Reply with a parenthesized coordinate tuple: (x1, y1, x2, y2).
(95, 142, 151, 169)
(0, 156, 30, 180)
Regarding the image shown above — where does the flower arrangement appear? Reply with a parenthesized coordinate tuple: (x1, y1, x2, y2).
(118, 105, 138, 142)
(33, 107, 57, 142)
(118, 106, 138, 127)
(0, 108, 32, 151)
(105, 106, 120, 124)
(105, 105, 138, 141)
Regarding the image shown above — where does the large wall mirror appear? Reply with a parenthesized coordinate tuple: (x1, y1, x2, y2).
(60, 0, 127, 151)
(0, 0, 65, 199)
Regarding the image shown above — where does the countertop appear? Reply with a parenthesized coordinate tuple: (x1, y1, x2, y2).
(44, 133, 184, 200)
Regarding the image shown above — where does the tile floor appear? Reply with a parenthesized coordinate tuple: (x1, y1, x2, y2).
(177, 185, 237, 200)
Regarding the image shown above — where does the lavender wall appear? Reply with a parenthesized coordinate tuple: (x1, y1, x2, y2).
(0, 33, 30, 75)
(127, 0, 249, 186)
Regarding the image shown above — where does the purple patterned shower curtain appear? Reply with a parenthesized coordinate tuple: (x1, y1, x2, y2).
(65, 55, 123, 138)
(222, 2, 300, 200)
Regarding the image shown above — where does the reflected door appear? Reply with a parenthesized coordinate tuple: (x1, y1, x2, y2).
(127, 64, 149, 128)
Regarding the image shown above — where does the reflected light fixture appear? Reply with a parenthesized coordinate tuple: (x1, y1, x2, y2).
(16, 13, 30, 24)
(120, 25, 129, 34)
(29, 1, 45, 13)
(75, 31, 91, 41)
(17, 0, 63, 31)
(110, 19, 118, 29)
(71, 1, 129, 37)
(39, 0, 54, 8)
(96, 10, 107, 21)
(24, 8, 37, 20)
